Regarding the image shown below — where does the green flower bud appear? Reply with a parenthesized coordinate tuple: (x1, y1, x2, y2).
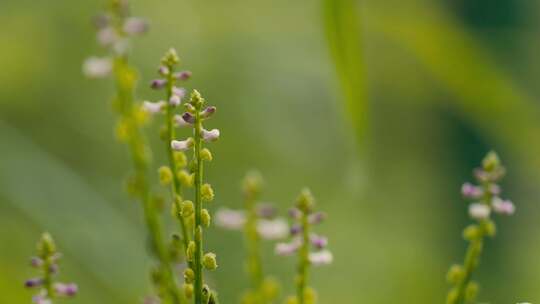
(183, 283, 194, 299)
(184, 268, 195, 284)
(482, 151, 500, 171)
(158, 166, 173, 185)
(202, 285, 211, 303)
(178, 170, 194, 187)
(201, 148, 213, 161)
(261, 276, 280, 301)
(161, 48, 180, 67)
(446, 264, 464, 284)
(37, 232, 56, 257)
(203, 252, 218, 270)
(482, 219, 496, 237)
(304, 287, 317, 304)
(202, 209, 211, 227)
(464, 281, 479, 302)
(446, 288, 458, 304)
(190, 89, 205, 108)
(174, 151, 188, 168)
(186, 241, 195, 262)
(296, 188, 315, 213)
(242, 170, 263, 197)
(201, 183, 214, 202)
(181, 200, 194, 218)
(462, 224, 481, 241)
(285, 296, 298, 304)
(115, 120, 130, 142)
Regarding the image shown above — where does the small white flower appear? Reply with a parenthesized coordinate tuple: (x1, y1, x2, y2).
(215, 208, 245, 230)
(82, 57, 112, 78)
(468, 203, 490, 220)
(309, 249, 333, 266)
(275, 238, 302, 256)
(492, 197, 515, 215)
(142, 101, 166, 114)
(202, 128, 220, 142)
(173, 87, 186, 98)
(123, 17, 148, 36)
(173, 114, 190, 128)
(97, 27, 117, 46)
(171, 138, 194, 151)
(169, 94, 181, 106)
(257, 218, 288, 240)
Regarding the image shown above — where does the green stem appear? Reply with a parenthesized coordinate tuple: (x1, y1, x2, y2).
(193, 109, 204, 304)
(454, 238, 483, 304)
(297, 212, 310, 304)
(244, 194, 264, 301)
(42, 256, 54, 298)
(113, 57, 183, 304)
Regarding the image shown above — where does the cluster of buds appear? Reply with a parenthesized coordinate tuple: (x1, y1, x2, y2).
(446, 151, 515, 304)
(25, 233, 78, 304)
(278, 189, 331, 304)
(83, 0, 149, 78)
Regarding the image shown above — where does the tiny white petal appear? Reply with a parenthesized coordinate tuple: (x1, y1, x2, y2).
(492, 197, 515, 215)
(123, 17, 148, 36)
(97, 27, 117, 46)
(169, 94, 181, 106)
(171, 138, 193, 151)
(202, 128, 220, 142)
(275, 238, 302, 256)
(469, 203, 490, 220)
(83, 57, 112, 78)
(174, 114, 190, 128)
(309, 249, 333, 266)
(142, 101, 165, 114)
(215, 208, 246, 230)
(257, 218, 289, 240)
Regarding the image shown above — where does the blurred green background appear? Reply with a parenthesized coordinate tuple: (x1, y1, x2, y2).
(1, 0, 540, 302)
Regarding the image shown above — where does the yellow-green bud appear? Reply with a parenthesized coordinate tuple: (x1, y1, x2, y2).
(261, 276, 280, 301)
(446, 264, 464, 284)
(285, 296, 298, 304)
(446, 288, 458, 304)
(190, 89, 205, 108)
(201, 209, 211, 227)
(184, 268, 195, 284)
(183, 283, 194, 299)
(242, 170, 263, 197)
(115, 120, 130, 142)
(173, 151, 188, 168)
(201, 148, 213, 161)
(37, 232, 56, 257)
(203, 252, 218, 270)
(296, 188, 315, 213)
(482, 219, 496, 237)
(201, 183, 214, 202)
(464, 281, 479, 302)
(158, 166, 173, 185)
(181, 200, 194, 218)
(482, 151, 500, 171)
(161, 48, 180, 66)
(133, 107, 149, 126)
(178, 170, 193, 187)
(462, 224, 481, 241)
(186, 241, 195, 262)
(304, 287, 317, 304)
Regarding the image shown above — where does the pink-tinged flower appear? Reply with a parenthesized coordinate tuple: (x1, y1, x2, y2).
(255, 203, 277, 219)
(25, 278, 43, 288)
(468, 203, 490, 220)
(215, 208, 245, 230)
(461, 183, 483, 199)
(54, 282, 78, 297)
(32, 295, 51, 304)
(150, 79, 167, 90)
(174, 71, 192, 80)
(257, 218, 289, 240)
(30, 257, 43, 268)
(174, 114, 190, 128)
(310, 234, 328, 249)
(123, 17, 148, 36)
(173, 87, 186, 98)
(181, 112, 195, 124)
(488, 184, 501, 196)
(200, 106, 216, 119)
(275, 238, 302, 256)
(308, 212, 326, 225)
(83, 57, 112, 78)
(142, 101, 166, 114)
(202, 129, 220, 142)
(288, 207, 302, 219)
(97, 27, 117, 46)
(492, 197, 515, 215)
(171, 138, 194, 151)
(169, 94, 181, 106)
(290, 224, 302, 236)
(158, 66, 169, 76)
(309, 249, 333, 266)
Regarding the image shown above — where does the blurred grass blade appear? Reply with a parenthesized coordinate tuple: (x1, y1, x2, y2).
(323, 0, 367, 143)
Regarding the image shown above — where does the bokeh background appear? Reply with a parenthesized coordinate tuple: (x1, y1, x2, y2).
(1, 0, 540, 302)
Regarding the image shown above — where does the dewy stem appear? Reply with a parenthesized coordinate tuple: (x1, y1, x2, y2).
(164, 68, 192, 262)
(297, 211, 310, 304)
(113, 57, 183, 304)
(193, 107, 204, 304)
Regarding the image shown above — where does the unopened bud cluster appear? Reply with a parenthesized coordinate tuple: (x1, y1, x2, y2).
(25, 233, 78, 303)
(446, 151, 515, 304)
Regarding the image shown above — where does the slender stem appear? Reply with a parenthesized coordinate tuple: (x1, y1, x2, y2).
(113, 57, 183, 304)
(297, 212, 310, 304)
(193, 109, 204, 304)
(164, 70, 192, 261)
(42, 256, 54, 298)
(244, 193, 264, 299)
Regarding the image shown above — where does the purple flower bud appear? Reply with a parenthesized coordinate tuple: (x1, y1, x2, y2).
(200, 106, 216, 119)
(92, 14, 110, 29)
(174, 114, 190, 128)
(492, 197, 515, 215)
(171, 138, 194, 151)
(158, 66, 169, 76)
(30, 257, 43, 268)
(215, 208, 245, 230)
(83, 57, 112, 78)
(202, 128, 220, 142)
(150, 79, 167, 90)
(290, 224, 302, 235)
(142, 101, 166, 114)
(310, 234, 328, 249)
(123, 17, 149, 36)
(182, 112, 195, 124)
(49, 263, 59, 274)
(25, 278, 43, 288)
(174, 71, 192, 81)
(257, 218, 288, 240)
(54, 282, 78, 296)
(275, 238, 302, 256)
(308, 249, 333, 266)
(308, 212, 326, 225)
(288, 208, 302, 219)
(469, 203, 490, 220)
(255, 203, 277, 219)
(461, 183, 483, 199)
